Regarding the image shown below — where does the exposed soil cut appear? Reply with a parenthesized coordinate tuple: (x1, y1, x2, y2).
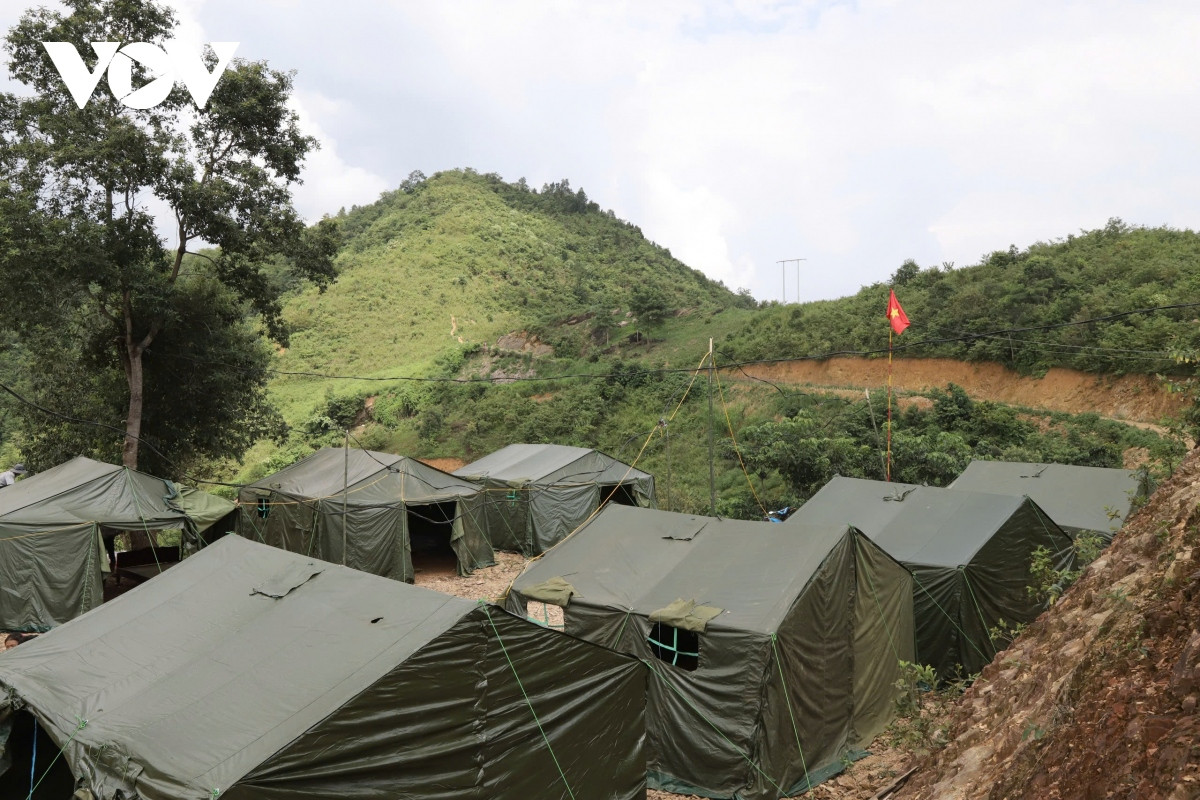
(889, 446, 1200, 800)
(735, 357, 1186, 424)
(416, 456, 467, 473)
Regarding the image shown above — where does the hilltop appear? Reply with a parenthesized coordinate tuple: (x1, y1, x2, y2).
(269, 168, 747, 418)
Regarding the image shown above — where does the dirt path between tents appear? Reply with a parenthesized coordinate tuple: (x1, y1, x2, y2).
(728, 356, 1186, 424)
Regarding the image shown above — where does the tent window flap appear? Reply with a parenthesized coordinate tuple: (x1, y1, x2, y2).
(648, 622, 700, 671)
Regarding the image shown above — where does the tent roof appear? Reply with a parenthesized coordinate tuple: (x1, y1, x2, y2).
(455, 443, 650, 486)
(511, 504, 861, 634)
(0, 455, 189, 529)
(243, 447, 480, 506)
(793, 476, 1033, 566)
(949, 460, 1140, 533)
(0, 535, 481, 796)
(175, 486, 236, 533)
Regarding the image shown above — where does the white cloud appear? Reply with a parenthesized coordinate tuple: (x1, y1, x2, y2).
(3, 0, 1200, 302)
(641, 170, 746, 288)
(288, 91, 391, 220)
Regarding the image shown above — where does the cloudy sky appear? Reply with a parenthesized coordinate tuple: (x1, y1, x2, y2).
(3, 0, 1199, 302)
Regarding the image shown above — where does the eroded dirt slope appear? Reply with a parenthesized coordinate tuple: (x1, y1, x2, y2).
(737, 357, 1185, 424)
(892, 447, 1200, 800)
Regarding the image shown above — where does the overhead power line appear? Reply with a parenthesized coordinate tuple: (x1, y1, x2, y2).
(2, 299, 1196, 489)
(138, 300, 1200, 387)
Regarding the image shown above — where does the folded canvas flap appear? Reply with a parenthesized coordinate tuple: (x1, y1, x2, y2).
(648, 598, 724, 632)
(251, 562, 325, 599)
(519, 576, 576, 607)
(661, 519, 709, 541)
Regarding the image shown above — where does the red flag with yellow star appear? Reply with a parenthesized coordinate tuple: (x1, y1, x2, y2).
(887, 289, 909, 335)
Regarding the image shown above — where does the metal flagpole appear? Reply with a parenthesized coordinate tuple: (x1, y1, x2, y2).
(886, 328, 893, 481)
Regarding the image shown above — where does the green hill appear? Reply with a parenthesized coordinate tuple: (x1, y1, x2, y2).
(240, 169, 757, 479)
(4, 165, 1189, 510)
(269, 168, 746, 415)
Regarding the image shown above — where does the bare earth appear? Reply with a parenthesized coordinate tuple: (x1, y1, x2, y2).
(892, 445, 1200, 800)
(736, 357, 1185, 423)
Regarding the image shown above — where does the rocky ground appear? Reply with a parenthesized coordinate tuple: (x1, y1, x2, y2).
(890, 445, 1200, 800)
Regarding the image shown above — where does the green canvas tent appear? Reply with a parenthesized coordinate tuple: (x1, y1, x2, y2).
(175, 485, 237, 537)
(506, 504, 914, 800)
(0, 456, 201, 630)
(791, 476, 1075, 678)
(454, 443, 656, 554)
(236, 447, 493, 582)
(950, 460, 1147, 541)
(0, 535, 646, 800)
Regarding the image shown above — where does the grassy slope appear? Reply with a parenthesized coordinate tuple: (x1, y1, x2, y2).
(269, 169, 743, 423)
(235, 169, 749, 481)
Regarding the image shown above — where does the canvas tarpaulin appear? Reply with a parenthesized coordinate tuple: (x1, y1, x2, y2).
(950, 460, 1147, 541)
(507, 504, 913, 800)
(648, 599, 724, 633)
(0, 535, 646, 800)
(174, 486, 237, 535)
(236, 447, 494, 582)
(519, 576, 576, 606)
(792, 476, 1075, 677)
(0, 456, 200, 630)
(455, 443, 656, 554)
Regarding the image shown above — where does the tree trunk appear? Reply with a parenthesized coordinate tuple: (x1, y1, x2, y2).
(122, 346, 143, 469)
(122, 344, 153, 550)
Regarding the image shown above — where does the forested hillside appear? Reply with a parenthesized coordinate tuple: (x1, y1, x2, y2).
(722, 219, 1200, 377)
(265, 168, 752, 424)
(246, 188, 1194, 517)
(2, 170, 1195, 517)
(278, 169, 746, 377)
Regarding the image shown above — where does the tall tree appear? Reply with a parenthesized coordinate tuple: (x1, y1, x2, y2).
(0, 0, 338, 471)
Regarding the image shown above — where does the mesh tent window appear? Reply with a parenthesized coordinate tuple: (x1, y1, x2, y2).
(648, 622, 699, 671)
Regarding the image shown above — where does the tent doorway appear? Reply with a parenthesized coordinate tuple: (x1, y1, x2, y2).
(408, 501, 458, 577)
(598, 482, 639, 508)
(0, 711, 75, 799)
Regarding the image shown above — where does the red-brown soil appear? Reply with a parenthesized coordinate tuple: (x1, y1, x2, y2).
(417, 456, 468, 473)
(735, 357, 1185, 424)
(888, 446, 1200, 800)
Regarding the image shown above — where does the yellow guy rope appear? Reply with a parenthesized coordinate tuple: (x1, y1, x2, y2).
(503, 351, 710, 595)
(712, 353, 768, 517)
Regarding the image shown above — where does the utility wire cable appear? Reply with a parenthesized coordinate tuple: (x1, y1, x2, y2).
(137, 299, 1200, 387)
(5, 300, 1196, 489)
